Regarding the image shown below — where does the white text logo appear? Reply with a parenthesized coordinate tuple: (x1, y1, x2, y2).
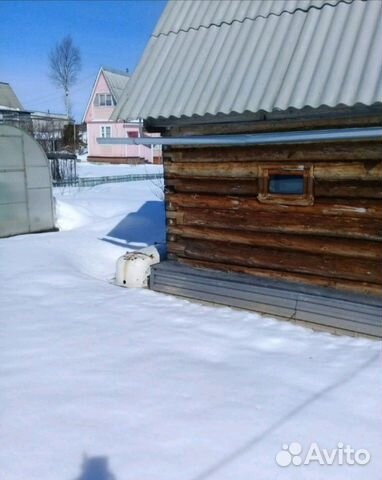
(275, 442, 370, 467)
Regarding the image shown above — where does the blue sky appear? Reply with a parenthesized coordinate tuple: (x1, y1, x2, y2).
(0, 0, 166, 120)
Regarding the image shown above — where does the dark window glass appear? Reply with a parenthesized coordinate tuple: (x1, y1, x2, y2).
(268, 175, 304, 195)
(95, 93, 114, 106)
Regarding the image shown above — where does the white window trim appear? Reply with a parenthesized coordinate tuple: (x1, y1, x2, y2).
(100, 125, 112, 138)
(95, 93, 114, 107)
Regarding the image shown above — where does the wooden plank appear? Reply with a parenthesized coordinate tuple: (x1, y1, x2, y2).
(315, 180, 382, 199)
(166, 178, 382, 199)
(168, 225, 382, 260)
(166, 141, 382, 163)
(314, 161, 382, 181)
(165, 161, 382, 181)
(175, 258, 382, 297)
(165, 162, 259, 178)
(166, 193, 382, 219)
(174, 207, 382, 240)
(166, 178, 259, 196)
(168, 239, 382, 283)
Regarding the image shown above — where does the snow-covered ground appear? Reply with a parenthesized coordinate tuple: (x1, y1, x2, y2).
(0, 171, 381, 480)
(76, 160, 163, 178)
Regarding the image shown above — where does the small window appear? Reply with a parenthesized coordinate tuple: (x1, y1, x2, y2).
(100, 125, 112, 138)
(268, 175, 304, 195)
(258, 164, 313, 206)
(95, 93, 114, 107)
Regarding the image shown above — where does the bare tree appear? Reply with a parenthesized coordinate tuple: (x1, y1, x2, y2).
(49, 36, 81, 119)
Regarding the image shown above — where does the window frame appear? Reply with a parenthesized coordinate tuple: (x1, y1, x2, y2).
(100, 125, 112, 138)
(95, 93, 114, 107)
(258, 163, 314, 206)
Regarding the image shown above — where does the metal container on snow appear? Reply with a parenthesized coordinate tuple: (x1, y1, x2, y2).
(115, 246, 160, 288)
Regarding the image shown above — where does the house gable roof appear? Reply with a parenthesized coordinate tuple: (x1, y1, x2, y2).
(102, 68, 130, 102)
(82, 67, 130, 123)
(112, 0, 382, 122)
(0, 82, 24, 110)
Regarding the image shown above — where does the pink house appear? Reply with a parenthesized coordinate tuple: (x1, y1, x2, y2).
(83, 67, 160, 164)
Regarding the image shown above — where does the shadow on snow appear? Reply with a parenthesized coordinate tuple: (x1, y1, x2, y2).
(102, 200, 166, 250)
(74, 455, 116, 480)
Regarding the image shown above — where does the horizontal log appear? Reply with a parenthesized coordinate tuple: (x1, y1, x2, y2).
(165, 162, 259, 178)
(166, 178, 382, 199)
(164, 161, 382, 180)
(166, 193, 382, 218)
(166, 178, 259, 196)
(168, 239, 382, 284)
(314, 161, 381, 180)
(168, 225, 382, 260)
(166, 141, 382, 163)
(315, 180, 382, 198)
(174, 257, 382, 297)
(173, 207, 382, 240)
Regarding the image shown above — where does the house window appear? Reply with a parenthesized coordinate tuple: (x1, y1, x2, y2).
(100, 126, 112, 138)
(258, 164, 313, 206)
(95, 93, 114, 107)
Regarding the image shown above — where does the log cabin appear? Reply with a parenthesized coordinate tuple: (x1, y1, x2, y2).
(108, 0, 382, 337)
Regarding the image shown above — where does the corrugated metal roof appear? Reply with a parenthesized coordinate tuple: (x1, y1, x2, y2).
(153, 0, 343, 36)
(0, 82, 24, 110)
(102, 68, 130, 102)
(113, 0, 382, 122)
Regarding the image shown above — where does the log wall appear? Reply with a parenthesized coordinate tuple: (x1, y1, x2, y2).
(163, 137, 382, 297)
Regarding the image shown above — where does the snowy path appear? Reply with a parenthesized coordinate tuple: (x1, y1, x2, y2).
(0, 179, 380, 480)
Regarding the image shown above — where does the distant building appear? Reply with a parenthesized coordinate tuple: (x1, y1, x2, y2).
(0, 81, 70, 151)
(31, 111, 70, 152)
(0, 81, 32, 133)
(83, 67, 161, 164)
